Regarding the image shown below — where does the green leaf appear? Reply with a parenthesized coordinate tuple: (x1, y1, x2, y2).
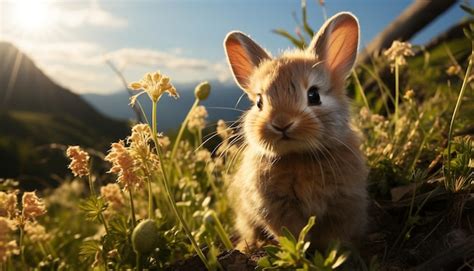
(332, 252, 350, 269)
(281, 227, 297, 244)
(298, 216, 316, 245)
(257, 256, 272, 268)
(272, 29, 305, 49)
(324, 248, 337, 266)
(264, 245, 281, 256)
(301, 0, 314, 38)
(279, 237, 296, 254)
(79, 196, 107, 222)
(79, 240, 101, 262)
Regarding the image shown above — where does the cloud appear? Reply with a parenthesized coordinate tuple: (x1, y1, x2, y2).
(14, 40, 104, 65)
(4, 35, 232, 93)
(104, 48, 232, 83)
(2, 0, 127, 29)
(42, 64, 119, 93)
(56, 0, 128, 28)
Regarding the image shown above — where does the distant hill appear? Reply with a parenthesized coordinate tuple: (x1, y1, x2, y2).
(0, 42, 130, 146)
(0, 42, 130, 187)
(82, 81, 251, 132)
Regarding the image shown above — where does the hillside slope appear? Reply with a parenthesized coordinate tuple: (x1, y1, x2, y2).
(0, 42, 129, 142)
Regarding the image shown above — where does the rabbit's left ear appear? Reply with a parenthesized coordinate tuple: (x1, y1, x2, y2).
(307, 12, 359, 88)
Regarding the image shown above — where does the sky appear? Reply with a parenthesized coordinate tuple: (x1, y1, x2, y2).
(0, 0, 468, 94)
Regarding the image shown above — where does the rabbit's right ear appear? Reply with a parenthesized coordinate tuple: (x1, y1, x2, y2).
(224, 31, 271, 93)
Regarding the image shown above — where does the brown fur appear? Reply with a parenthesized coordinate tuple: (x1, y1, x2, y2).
(224, 12, 368, 251)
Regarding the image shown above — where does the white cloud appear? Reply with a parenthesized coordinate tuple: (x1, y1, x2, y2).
(55, 0, 128, 28)
(104, 48, 232, 83)
(43, 64, 120, 93)
(2, 0, 127, 29)
(3, 36, 232, 93)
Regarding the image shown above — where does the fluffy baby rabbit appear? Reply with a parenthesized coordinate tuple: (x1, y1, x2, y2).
(224, 12, 368, 251)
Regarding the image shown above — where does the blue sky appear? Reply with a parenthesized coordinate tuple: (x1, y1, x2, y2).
(0, 0, 467, 94)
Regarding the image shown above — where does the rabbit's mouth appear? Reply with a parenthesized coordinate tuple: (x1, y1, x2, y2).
(280, 134, 292, 141)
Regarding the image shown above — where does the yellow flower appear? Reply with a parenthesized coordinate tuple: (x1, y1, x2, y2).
(24, 222, 50, 242)
(105, 141, 143, 191)
(22, 192, 46, 220)
(0, 190, 18, 218)
(129, 71, 179, 104)
(187, 105, 208, 131)
(195, 149, 212, 162)
(216, 119, 231, 140)
(158, 135, 171, 149)
(403, 89, 415, 100)
(446, 65, 461, 76)
(0, 217, 18, 263)
(127, 124, 160, 172)
(383, 41, 414, 70)
(66, 146, 90, 177)
(100, 183, 125, 212)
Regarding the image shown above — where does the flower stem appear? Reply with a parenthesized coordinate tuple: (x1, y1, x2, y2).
(394, 61, 400, 127)
(136, 253, 142, 271)
(151, 101, 210, 270)
(446, 41, 474, 191)
(87, 175, 109, 235)
(147, 180, 154, 219)
(19, 225, 26, 267)
(352, 70, 370, 110)
(209, 211, 233, 250)
(170, 98, 199, 163)
(129, 190, 137, 228)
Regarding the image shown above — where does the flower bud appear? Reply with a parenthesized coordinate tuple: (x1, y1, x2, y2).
(131, 219, 159, 255)
(194, 81, 211, 100)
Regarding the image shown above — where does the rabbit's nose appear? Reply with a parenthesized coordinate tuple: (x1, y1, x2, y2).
(271, 122, 294, 133)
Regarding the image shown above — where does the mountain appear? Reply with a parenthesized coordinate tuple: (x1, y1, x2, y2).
(0, 42, 130, 188)
(82, 81, 252, 132)
(0, 42, 129, 146)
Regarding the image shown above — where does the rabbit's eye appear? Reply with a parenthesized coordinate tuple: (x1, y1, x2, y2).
(307, 86, 321, 106)
(256, 94, 263, 110)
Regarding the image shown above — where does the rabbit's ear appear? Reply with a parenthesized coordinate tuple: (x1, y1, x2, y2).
(307, 13, 359, 88)
(224, 31, 271, 93)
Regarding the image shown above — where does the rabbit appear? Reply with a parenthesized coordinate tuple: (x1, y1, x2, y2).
(223, 12, 368, 252)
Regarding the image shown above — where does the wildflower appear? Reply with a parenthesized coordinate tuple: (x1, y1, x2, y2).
(187, 105, 208, 131)
(158, 135, 171, 149)
(194, 81, 211, 101)
(216, 119, 231, 140)
(196, 149, 212, 162)
(383, 41, 414, 70)
(24, 222, 50, 242)
(446, 65, 461, 76)
(66, 146, 90, 177)
(47, 180, 84, 208)
(403, 89, 415, 100)
(0, 240, 19, 263)
(105, 141, 142, 191)
(0, 218, 19, 263)
(370, 114, 385, 124)
(127, 124, 160, 172)
(0, 217, 20, 263)
(359, 107, 370, 121)
(129, 71, 179, 104)
(0, 217, 16, 237)
(22, 192, 46, 220)
(0, 190, 18, 218)
(100, 183, 125, 211)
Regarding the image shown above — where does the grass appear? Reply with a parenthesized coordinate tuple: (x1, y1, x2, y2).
(1, 4, 473, 271)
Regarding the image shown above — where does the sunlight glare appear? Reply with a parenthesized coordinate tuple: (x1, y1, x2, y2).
(12, 0, 53, 32)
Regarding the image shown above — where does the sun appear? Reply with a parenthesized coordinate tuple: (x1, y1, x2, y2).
(11, 0, 54, 32)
